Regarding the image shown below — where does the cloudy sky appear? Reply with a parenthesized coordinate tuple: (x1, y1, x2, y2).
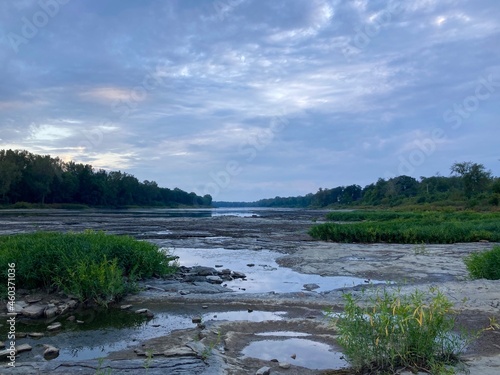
(1, 0, 499, 201)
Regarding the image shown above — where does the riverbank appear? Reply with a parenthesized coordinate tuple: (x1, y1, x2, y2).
(1, 208, 499, 374)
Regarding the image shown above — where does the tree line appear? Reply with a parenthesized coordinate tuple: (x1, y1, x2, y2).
(0, 149, 212, 207)
(215, 162, 500, 208)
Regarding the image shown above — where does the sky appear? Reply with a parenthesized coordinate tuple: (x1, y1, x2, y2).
(0, 0, 499, 201)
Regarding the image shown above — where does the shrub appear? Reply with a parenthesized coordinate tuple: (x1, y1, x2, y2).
(464, 246, 500, 280)
(0, 231, 177, 305)
(331, 287, 471, 374)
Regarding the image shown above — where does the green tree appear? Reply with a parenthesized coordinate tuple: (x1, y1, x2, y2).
(450, 162, 492, 198)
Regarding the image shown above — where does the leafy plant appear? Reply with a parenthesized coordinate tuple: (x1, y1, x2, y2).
(310, 210, 500, 244)
(464, 245, 500, 280)
(0, 230, 177, 304)
(330, 287, 473, 374)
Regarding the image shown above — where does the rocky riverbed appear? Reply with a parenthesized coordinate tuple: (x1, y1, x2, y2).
(1, 208, 500, 374)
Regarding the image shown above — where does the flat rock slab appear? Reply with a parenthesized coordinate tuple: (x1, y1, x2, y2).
(0, 358, 214, 375)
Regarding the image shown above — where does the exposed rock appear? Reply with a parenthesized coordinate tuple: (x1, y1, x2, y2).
(206, 275, 223, 284)
(16, 344, 32, 353)
(0, 342, 4, 349)
(179, 290, 190, 295)
(232, 271, 246, 279)
(25, 297, 41, 304)
(120, 304, 133, 310)
(66, 315, 75, 321)
(43, 345, 59, 360)
(192, 316, 202, 324)
(279, 362, 291, 369)
(191, 266, 216, 276)
(28, 332, 44, 338)
(290, 353, 296, 359)
(44, 306, 58, 318)
(22, 303, 46, 318)
(0, 348, 15, 359)
(256, 366, 271, 375)
(76, 320, 84, 324)
(135, 308, 154, 318)
(47, 322, 62, 331)
(247, 263, 255, 267)
(163, 347, 196, 357)
(145, 285, 166, 292)
(303, 283, 320, 291)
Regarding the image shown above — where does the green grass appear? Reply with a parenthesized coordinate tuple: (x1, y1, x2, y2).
(0, 230, 177, 306)
(310, 210, 500, 244)
(465, 245, 500, 280)
(331, 287, 473, 374)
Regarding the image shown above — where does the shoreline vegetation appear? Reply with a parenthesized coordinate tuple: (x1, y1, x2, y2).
(309, 210, 500, 244)
(0, 231, 177, 306)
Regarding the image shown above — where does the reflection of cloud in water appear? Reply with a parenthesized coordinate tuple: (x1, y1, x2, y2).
(171, 247, 382, 293)
(242, 338, 348, 370)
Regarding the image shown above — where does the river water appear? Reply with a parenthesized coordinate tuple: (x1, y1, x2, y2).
(1, 208, 364, 371)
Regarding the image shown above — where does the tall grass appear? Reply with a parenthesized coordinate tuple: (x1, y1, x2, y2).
(0, 231, 177, 306)
(464, 245, 500, 280)
(311, 210, 500, 243)
(331, 287, 473, 374)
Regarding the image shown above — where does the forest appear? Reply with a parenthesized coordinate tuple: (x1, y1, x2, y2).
(215, 161, 500, 209)
(0, 149, 212, 207)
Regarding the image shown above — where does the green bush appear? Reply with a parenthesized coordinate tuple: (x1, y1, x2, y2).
(464, 246, 500, 280)
(331, 287, 471, 374)
(0, 231, 177, 306)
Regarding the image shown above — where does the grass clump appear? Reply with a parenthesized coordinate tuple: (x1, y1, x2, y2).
(464, 245, 500, 280)
(332, 287, 472, 374)
(0, 230, 177, 306)
(310, 210, 500, 244)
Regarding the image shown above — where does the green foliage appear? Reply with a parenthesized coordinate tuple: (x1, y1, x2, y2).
(0, 231, 177, 305)
(310, 210, 500, 244)
(0, 149, 211, 207)
(331, 287, 472, 374)
(464, 246, 500, 280)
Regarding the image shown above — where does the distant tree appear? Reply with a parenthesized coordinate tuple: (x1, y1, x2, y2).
(450, 162, 492, 198)
(0, 150, 22, 202)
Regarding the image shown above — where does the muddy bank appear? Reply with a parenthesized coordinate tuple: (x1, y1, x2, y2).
(1, 208, 500, 374)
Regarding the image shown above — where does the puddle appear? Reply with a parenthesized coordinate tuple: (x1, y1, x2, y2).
(256, 331, 310, 337)
(8, 306, 288, 362)
(169, 247, 383, 293)
(241, 337, 348, 370)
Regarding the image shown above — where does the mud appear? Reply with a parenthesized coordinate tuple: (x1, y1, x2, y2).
(1, 208, 500, 374)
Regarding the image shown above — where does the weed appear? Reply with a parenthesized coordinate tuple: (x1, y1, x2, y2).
(413, 242, 430, 256)
(0, 230, 177, 303)
(464, 245, 500, 280)
(330, 287, 473, 374)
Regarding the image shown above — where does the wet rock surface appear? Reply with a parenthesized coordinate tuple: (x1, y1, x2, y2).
(1, 208, 500, 374)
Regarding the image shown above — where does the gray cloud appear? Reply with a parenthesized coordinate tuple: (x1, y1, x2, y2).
(0, 0, 499, 201)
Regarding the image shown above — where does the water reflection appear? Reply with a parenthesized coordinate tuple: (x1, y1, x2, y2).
(242, 337, 348, 370)
(171, 247, 383, 293)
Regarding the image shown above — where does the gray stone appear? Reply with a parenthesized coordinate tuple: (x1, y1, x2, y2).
(43, 345, 59, 360)
(303, 283, 320, 291)
(179, 290, 190, 295)
(47, 322, 62, 331)
(206, 275, 223, 284)
(192, 316, 202, 324)
(44, 306, 58, 318)
(163, 347, 196, 357)
(22, 303, 46, 318)
(191, 266, 216, 276)
(232, 271, 246, 279)
(0, 349, 14, 359)
(256, 366, 271, 375)
(120, 304, 133, 310)
(279, 361, 291, 369)
(28, 332, 44, 338)
(16, 344, 32, 353)
(76, 320, 84, 324)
